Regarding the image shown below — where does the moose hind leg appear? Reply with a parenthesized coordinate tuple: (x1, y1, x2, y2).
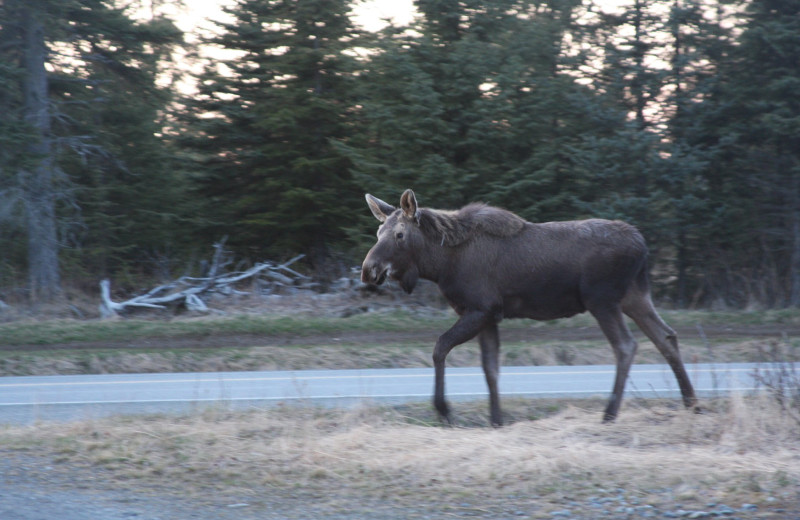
(624, 298, 698, 411)
(478, 322, 502, 427)
(590, 305, 638, 422)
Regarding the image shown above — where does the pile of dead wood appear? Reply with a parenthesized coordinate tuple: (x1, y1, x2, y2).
(99, 238, 309, 318)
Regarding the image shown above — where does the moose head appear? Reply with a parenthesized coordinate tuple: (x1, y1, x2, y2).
(361, 189, 423, 294)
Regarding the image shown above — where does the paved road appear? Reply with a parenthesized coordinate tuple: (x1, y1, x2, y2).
(0, 363, 777, 424)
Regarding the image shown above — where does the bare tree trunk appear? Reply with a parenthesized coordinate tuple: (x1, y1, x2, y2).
(20, 4, 61, 300)
(789, 173, 800, 307)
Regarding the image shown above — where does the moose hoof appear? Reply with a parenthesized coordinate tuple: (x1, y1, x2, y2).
(490, 411, 504, 428)
(433, 396, 451, 424)
(684, 397, 701, 414)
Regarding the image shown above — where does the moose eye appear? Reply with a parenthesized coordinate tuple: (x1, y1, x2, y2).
(396, 232, 404, 240)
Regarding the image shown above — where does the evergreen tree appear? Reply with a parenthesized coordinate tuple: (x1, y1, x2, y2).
(342, 0, 601, 217)
(692, 0, 800, 306)
(585, 0, 667, 132)
(337, 26, 463, 208)
(468, 0, 623, 222)
(56, 2, 186, 282)
(575, 0, 737, 306)
(577, 0, 671, 238)
(656, 0, 736, 306)
(180, 0, 363, 266)
(0, 54, 35, 288)
(0, 0, 62, 298)
(0, 0, 184, 295)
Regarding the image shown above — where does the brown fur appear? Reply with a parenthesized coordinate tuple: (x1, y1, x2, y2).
(362, 190, 698, 426)
(418, 204, 526, 247)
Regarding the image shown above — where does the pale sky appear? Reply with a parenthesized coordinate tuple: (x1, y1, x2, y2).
(155, 0, 633, 93)
(162, 0, 637, 42)
(150, 0, 417, 93)
(168, 0, 417, 37)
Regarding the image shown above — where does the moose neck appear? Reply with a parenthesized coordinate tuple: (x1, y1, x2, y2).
(412, 230, 452, 286)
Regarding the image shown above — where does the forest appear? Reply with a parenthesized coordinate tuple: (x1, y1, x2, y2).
(0, 0, 798, 309)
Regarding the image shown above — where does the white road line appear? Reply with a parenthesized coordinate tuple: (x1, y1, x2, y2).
(0, 366, 770, 389)
(0, 387, 764, 407)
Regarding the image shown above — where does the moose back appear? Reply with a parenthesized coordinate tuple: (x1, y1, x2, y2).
(361, 189, 698, 426)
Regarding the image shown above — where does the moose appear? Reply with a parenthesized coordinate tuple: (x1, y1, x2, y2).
(361, 189, 698, 426)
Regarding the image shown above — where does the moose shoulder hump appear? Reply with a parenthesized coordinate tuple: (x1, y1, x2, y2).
(418, 203, 526, 247)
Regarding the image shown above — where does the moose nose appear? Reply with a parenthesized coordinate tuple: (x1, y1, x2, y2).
(361, 258, 374, 283)
(361, 257, 387, 285)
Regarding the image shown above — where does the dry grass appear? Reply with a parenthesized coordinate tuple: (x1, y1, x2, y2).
(2, 396, 798, 512)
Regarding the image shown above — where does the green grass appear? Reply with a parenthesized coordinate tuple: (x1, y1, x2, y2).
(0, 308, 798, 348)
(658, 308, 800, 326)
(0, 311, 455, 347)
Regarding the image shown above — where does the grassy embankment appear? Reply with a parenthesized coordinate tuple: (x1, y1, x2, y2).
(0, 309, 798, 376)
(1, 396, 798, 516)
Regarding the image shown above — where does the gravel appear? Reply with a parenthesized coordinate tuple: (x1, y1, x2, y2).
(1, 452, 375, 520)
(2, 452, 797, 520)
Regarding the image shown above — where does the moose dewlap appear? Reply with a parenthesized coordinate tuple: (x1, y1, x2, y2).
(361, 189, 698, 426)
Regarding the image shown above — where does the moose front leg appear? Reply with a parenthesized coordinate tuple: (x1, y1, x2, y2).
(432, 311, 491, 424)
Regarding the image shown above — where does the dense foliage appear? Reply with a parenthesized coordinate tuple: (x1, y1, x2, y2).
(0, 0, 798, 308)
(0, 0, 185, 296)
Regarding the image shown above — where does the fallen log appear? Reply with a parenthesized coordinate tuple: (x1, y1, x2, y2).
(99, 240, 306, 318)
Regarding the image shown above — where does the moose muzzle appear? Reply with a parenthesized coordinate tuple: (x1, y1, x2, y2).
(361, 256, 389, 285)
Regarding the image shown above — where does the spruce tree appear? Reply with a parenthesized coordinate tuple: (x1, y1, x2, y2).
(693, 0, 800, 306)
(342, 0, 602, 220)
(0, 0, 61, 298)
(57, 2, 186, 281)
(467, 0, 622, 222)
(574, 0, 737, 305)
(0, 0, 183, 296)
(337, 25, 461, 207)
(655, 0, 736, 306)
(180, 0, 363, 266)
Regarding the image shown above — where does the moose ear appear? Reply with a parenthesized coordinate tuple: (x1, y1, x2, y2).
(365, 194, 395, 222)
(400, 189, 420, 222)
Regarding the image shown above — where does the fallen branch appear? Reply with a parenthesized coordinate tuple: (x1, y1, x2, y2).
(99, 241, 307, 318)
